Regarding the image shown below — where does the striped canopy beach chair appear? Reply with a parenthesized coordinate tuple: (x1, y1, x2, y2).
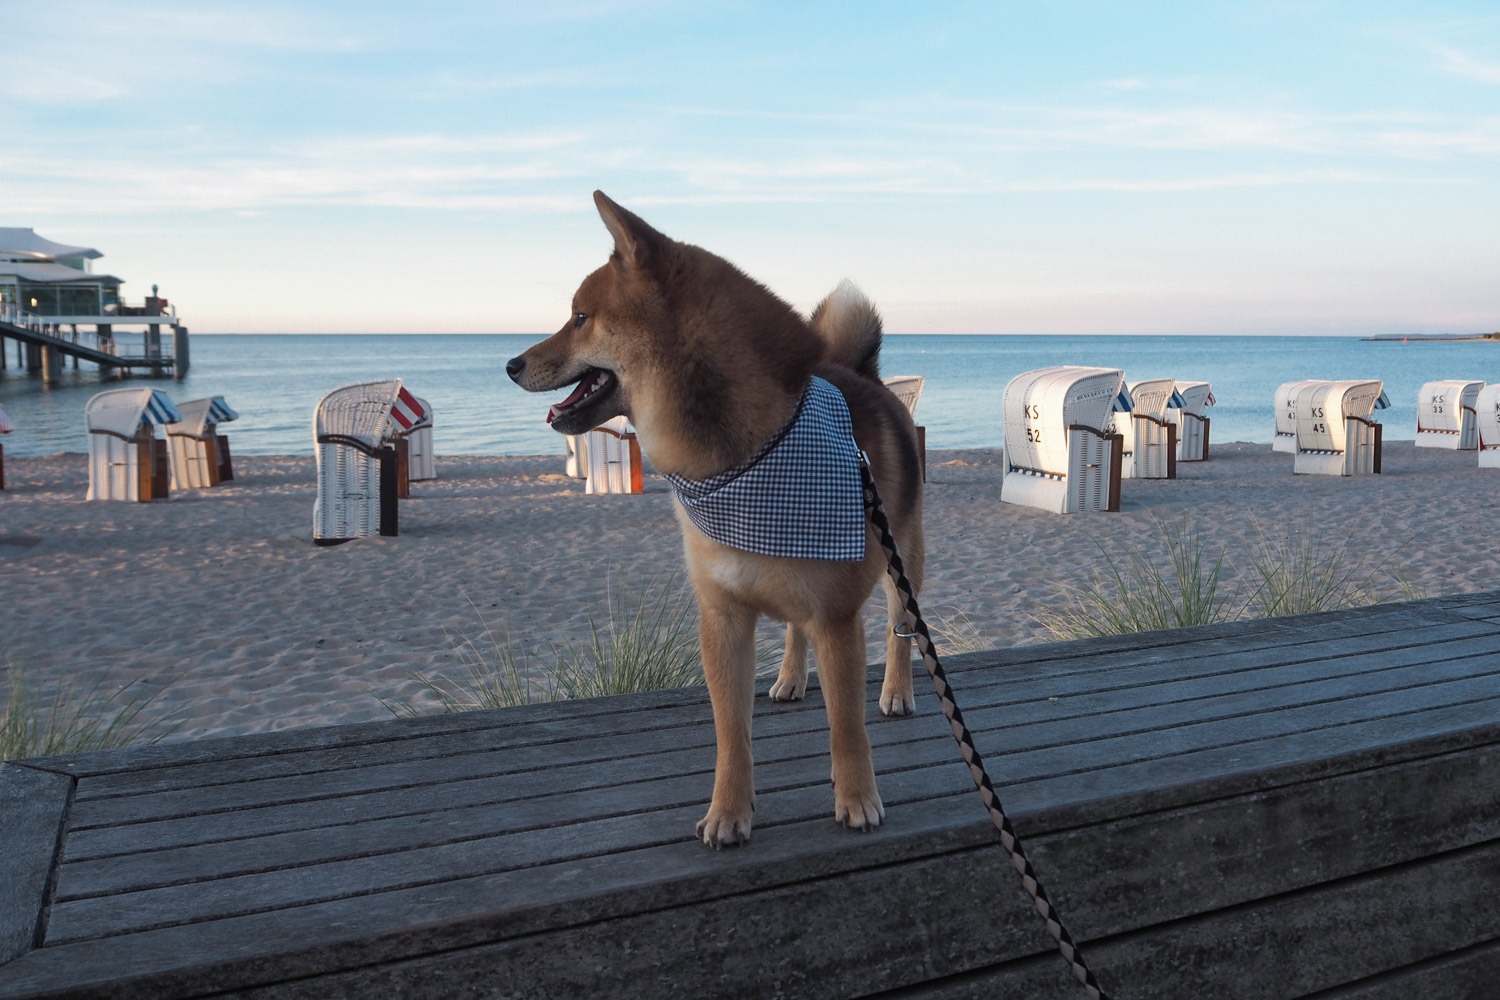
(1113, 378, 1178, 480)
(1001, 365, 1124, 514)
(398, 395, 436, 484)
(167, 396, 239, 490)
(0, 401, 11, 490)
(1414, 380, 1484, 451)
(313, 380, 428, 543)
(1292, 379, 1389, 476)
(84, 387, 183, 502)
(1170, 380, 1214, 462)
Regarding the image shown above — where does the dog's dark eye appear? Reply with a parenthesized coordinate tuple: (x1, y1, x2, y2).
(574, 311, 588, 329)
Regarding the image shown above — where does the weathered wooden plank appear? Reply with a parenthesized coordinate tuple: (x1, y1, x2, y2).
(0, 764, 72, 964)
(45, 694, 1500, 945)
(63, 617, 1500, 835)
(17, 748, 1500, 1000)
(55, 640, 1500, 887)
(1304, 938, 1500, 998)
(902, 841, 1500, 1000)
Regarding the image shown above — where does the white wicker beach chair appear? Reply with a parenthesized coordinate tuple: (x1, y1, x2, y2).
(1292, 379, 1388, 476)
(1273, 380, 1326, 454)
(584, 415, 643, 495)
(1170, 381, 1214, 462)
(1000, 365, 1124, 514)
(398, 395, 436, 482)
(1114, 378, 1178, 479)
(883, 374, 926, 481)
(1414, 380, 1484, 451)
(313, 380, 427, 543)
(167, 396, 239, 490)
(84, 387, 183, 502)
(1476, 384, 1500, 469)
(564, 437, 585, 479)
(883, 375, 924, 415)
(0, 401, 10, 491)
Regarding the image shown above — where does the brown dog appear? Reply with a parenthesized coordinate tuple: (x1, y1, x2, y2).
(507, 192, 924, 846)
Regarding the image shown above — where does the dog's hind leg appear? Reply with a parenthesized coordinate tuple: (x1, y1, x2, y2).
(768, 624, 809, 701)
(808, 614, 885, 831)
(879, 526, 924, 717)
(695, 597, 760, 848)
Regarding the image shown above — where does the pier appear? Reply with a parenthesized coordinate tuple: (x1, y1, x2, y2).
(0, 229, 188, 382)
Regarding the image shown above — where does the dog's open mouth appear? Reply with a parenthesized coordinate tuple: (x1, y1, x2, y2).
(546, 367, 618, 426)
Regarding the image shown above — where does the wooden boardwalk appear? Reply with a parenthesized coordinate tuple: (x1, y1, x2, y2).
(4, 592, 1500, 998)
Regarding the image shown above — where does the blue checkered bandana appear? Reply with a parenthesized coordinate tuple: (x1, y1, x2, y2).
(664, 376, 866, 561)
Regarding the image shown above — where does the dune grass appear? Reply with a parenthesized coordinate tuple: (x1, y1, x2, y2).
(1035, 517, 1423, 642)
(1, 658, 181, 762)
(389, 573, 706, 716)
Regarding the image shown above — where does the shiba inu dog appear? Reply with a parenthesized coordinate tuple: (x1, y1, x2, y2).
(507, 191, 924, 847)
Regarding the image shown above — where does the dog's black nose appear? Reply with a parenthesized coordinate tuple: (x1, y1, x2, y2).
(505, 356, 526, 381)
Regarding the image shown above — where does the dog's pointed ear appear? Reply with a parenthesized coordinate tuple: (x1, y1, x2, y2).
(594, 190, 662, 271)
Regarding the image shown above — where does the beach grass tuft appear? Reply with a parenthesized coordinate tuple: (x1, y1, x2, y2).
(389, 572, 705, 716)
(1035, 517, 1421, 641)
(1036, 518, 1231, 641)
(1, 659, 181, 762)
(548, 572, 704, 700)
(926, 607, 995, 654)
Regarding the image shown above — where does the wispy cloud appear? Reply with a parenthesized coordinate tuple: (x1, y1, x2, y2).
(1431, 43, 1500, 84)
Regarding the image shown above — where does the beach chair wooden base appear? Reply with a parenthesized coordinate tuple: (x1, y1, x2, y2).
(394, 438, 411, 500)
(217, 435, 234, 482)
(136, 438, 170, 502)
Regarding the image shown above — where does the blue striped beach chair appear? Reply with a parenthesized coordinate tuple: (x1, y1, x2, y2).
(84, 388, 183, 502)
(167, 396, 239, 489)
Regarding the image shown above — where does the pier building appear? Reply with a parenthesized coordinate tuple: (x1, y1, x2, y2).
(0, 228, 188, 381)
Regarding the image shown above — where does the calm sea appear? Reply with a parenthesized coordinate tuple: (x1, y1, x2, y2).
(1, 333, 1494, 458)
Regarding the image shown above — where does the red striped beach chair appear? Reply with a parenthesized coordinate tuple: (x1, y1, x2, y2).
(313, 381, 428, 544)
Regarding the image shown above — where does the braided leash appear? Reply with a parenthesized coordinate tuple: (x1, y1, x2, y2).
(859, 458, 1113, 1000)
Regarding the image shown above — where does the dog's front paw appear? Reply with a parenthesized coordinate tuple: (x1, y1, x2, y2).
(879, 685, 915, 717)
(768, 673, 807, 702)
(696, 805, 753, 849)
(834, 786, 886, 833)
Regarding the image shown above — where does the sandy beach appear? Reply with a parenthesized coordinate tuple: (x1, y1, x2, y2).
(3, 442, 1498, 745)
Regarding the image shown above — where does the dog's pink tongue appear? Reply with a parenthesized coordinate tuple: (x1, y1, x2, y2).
(546, 373, 595, 424)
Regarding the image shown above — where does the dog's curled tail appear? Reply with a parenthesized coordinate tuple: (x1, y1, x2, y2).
(810, 278, 883, 382)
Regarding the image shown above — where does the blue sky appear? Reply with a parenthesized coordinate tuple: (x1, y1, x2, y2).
(5, 1, 1499, 335)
